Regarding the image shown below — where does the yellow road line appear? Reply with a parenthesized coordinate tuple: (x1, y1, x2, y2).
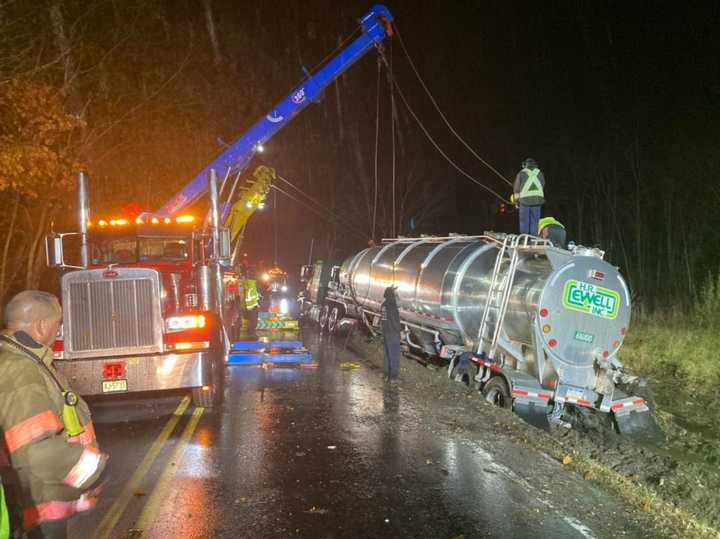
(135, 406, 205, 536)
(96, 395, 191, 539)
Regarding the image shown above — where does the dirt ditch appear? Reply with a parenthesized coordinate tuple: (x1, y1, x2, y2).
(338, 330, 720, 538)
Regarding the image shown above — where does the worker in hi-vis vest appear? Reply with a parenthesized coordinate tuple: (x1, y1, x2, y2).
(538, 216, 567, 249)
(242, 270, 260, 336)
(510, 158, 545, 236)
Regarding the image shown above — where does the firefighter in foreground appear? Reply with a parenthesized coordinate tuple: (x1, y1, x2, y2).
(511, 157, 546, 236)
(0, 291, 107, 538)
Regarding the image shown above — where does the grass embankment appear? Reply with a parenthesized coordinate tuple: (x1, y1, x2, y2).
(613, 308, 720, 537)
(622, 315, 720, 398)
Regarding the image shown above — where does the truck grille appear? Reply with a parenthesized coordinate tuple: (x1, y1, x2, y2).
(64, 270, 162, 357)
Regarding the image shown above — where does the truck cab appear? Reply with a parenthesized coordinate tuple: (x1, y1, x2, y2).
(49, 215, 235, 407)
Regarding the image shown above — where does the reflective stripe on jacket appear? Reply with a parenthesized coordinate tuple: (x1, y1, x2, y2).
(0, 331, 105, 530)
(514, 167, 545, 205)
(243, 280, 259, 309)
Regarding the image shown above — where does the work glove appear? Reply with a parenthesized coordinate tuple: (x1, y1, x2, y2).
(510, 193, 517, 204)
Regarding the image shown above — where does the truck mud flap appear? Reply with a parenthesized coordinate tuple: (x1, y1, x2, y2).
(614, 409, 664, 445)
(513, 398, 550, 431)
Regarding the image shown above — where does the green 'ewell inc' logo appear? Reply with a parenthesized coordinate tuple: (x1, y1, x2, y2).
(562, 280, 620, 320)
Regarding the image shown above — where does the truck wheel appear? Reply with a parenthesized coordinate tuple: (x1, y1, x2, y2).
(318, 305, 330, 332)
(192, 385, 217, 408)
(482, 377, 512, 410)
(192, 356, 225, 409)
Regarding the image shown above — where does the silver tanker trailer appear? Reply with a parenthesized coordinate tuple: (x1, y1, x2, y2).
(302, 232, 660, 442)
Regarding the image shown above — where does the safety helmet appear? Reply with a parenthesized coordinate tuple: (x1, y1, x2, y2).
(538, 216, 564, 235)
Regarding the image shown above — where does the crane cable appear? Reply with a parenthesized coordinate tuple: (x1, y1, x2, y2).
(372, 56, 381, 241)
(390, 40, 397, 237)
(394, 23, 514, 188)
(377, 50, 512, 205)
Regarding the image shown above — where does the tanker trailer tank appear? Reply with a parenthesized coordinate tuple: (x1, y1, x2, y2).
(327, 233, 661, 442)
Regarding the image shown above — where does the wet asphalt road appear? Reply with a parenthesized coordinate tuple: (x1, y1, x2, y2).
(70, 330, 648, 538)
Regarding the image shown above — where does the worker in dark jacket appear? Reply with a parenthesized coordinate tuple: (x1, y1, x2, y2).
(511, 158, 546, 236)
(538, 217, 567, 249)
(0, 291, 107, 538)
(381, 286, 401, 383)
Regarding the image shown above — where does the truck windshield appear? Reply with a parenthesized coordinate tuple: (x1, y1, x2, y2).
(90, 235, 190, 264)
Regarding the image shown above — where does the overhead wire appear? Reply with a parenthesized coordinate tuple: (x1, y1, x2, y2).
(276, 174, 324, 208)
(276, 174, 366, 237)
(378, 51, 511, 204)
(393, 24, 514, 188)
(269, 180, 368, 240)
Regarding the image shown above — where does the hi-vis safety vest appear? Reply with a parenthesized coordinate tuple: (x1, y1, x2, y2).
(244, 280, 259, 310)
(518, 168, 544, 199)
(0, 483, 9, 539)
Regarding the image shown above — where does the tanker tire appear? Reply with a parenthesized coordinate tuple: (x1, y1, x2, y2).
(328, 306, 341, 334)
(482, 376, 512, 410)
(318, 305, 330, 332)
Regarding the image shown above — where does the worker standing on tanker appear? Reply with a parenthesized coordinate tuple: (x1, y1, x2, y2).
(0, 291, 107, 539)
(511, 158, 545, 236)
(538, 217, 567, 249)
(381, 286, 401, 384)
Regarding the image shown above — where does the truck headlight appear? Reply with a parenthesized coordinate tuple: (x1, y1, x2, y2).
(165, 314, 206, 332)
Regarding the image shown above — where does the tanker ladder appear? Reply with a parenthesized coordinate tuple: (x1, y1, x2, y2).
(227, 338, 313, 366)
(476, 234, 552, 361)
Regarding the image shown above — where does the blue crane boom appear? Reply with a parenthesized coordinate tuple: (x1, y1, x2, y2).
(155, 4, 394, 218)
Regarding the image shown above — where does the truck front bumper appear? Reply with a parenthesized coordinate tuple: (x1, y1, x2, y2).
(54, 350, 219, 396)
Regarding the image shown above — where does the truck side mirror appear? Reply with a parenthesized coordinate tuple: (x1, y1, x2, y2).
(300, 265, 312, 283)
(217, 227, 232, 265)
(46, 234, 64, 268)
(45, 232, 84, 269)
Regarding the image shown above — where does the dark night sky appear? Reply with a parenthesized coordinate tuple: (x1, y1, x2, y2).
(61, 0, 717, 292)
(227, 1, 719, 273)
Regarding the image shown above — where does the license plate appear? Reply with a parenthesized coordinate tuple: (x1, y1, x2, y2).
(102, 379, 128, 393)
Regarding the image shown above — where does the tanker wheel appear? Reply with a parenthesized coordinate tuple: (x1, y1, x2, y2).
(318, 305, 330, 332)
(482, 376, 512, 410)
(328, 306, 344, 334)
